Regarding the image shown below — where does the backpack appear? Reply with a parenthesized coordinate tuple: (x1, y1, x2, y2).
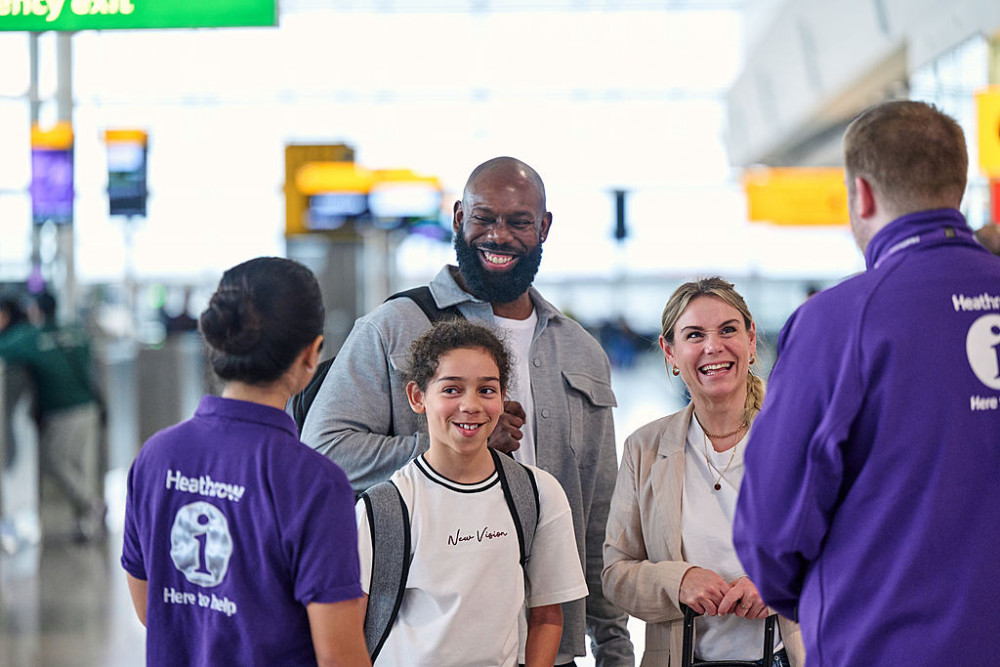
(359, 448, 540, 661)
(290, 286, 464, 433)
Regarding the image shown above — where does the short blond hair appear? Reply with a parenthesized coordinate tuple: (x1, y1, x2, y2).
(844, 100, 967, 214)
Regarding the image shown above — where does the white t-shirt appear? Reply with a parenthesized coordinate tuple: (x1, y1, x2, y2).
(357, 454, 588, 667)
(681, 418, 780, 661)
(494, 311, 538, 466)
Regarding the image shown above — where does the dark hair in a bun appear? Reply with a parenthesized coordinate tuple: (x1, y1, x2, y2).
(199, 257, 324, 384)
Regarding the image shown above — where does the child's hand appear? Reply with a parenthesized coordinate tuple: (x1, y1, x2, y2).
(488, 400, 525, 453)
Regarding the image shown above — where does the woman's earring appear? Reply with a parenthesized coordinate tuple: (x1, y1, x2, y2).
(672, 366, 680, 376)
(750, 355, 756, 365)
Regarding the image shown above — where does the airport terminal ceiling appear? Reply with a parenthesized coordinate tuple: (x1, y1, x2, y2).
(2, 0, 998, 334)
(728, 0, 1000, 167)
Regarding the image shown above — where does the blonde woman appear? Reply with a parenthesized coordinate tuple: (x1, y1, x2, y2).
(602, 277, 803, 667)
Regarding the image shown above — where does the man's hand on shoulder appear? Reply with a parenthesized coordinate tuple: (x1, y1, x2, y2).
(488, 400, 525, 454)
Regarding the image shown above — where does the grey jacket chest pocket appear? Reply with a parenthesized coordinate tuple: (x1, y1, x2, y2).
(561, 371, 617, 465)
(388, 352, 429, 438)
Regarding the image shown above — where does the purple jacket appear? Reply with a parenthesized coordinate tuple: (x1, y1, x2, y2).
(734, 209, 1000, 666)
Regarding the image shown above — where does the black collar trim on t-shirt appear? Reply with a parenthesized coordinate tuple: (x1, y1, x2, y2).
(414, 455, 499, 493)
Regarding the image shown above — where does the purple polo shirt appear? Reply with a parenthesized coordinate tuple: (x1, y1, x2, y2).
(734, 209, 1000, 665)
(122, 395, 362, 666)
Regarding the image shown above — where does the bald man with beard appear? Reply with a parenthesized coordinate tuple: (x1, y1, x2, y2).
(303, 157, 634, 666)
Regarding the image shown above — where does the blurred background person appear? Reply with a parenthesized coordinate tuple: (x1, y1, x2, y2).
(0, 289, 106, 542)
(0, 295, 29, 334)
(974, 223, 1000, 255)
(602, 277, 803, 667)
(159, 287, 199, 336)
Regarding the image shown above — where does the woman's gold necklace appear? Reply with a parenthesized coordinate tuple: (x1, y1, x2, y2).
(697, 417, 748, 491)
(701, 419, 749, 439)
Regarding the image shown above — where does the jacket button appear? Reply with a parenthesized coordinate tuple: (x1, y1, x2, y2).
(532, 358, 542, 367)
(541, 409, 550, 418)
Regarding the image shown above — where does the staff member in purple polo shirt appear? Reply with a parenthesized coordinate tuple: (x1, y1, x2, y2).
(734, 101, 1000, 665)
(121, 257, 370, 667)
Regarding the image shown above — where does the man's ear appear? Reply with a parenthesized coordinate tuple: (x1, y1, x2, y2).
(539, 212, 552, 243)
(853, 176, 877, 219)
(453, 200, 464, 234)
(405, 381, 426, 414)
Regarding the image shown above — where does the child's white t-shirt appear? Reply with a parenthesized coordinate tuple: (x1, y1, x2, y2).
(356, 454, 588, 667)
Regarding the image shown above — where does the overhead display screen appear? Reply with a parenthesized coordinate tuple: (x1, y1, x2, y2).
(31, 145, 73, 224)
(368, 183, 442, 221)
(0, 0, 276, 31)
(30, 122, 74, 225)
(106, 129, 148, 217)
(307, 193, 369, 231)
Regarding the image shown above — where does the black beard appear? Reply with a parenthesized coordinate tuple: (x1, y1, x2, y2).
(453, 233, 543, 304)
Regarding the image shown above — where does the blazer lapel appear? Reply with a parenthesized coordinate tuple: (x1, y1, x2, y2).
(647, 403, 694, 563)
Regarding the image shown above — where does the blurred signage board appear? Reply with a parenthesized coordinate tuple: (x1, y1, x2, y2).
(297, 162, 375, 232)
(369, 169, 442, 230)
(744, 167, 848, 226)
(0, 0, 276, 31)
(30, 122, 73, 225)
(307, 193, 369, 231)
(105, 128, 147, 217)
(284, 145, 355, 237)
(369, 185, 439, 219)
(296, 162, 375, 196)
(976, 87, 1000, 177)
(285, 151, 445, 236)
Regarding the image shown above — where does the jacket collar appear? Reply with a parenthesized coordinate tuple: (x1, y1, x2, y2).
(864, 208, 972, 270)
(656, 403, 696, 459)
(428, 264, 567, 326)
(195, 395, 298, 437)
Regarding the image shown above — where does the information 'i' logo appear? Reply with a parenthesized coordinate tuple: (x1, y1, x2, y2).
(966, 314, 1000, 390)
(170, 502, 233, 587)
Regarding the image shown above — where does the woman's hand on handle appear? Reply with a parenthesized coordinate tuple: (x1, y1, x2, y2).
(718, 576, 769, 620)
(679, 567, 731, 616)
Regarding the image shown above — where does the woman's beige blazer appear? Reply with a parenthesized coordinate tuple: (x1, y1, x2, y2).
(601, 404, 804, 667)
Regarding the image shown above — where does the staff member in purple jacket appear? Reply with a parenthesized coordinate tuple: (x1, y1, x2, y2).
(733, 100, 1000, 665)
(121, 257, 370, 666)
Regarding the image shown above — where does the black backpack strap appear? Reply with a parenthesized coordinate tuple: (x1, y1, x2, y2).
(360, 480, 411, 661)
(291, 356, 335, 434)
(490, 449, 540, 567)
(385, 285, 464, 322)
(290, 286, 465, 435)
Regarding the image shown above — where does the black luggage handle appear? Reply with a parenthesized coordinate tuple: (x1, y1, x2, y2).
(680, 603, 775, 667)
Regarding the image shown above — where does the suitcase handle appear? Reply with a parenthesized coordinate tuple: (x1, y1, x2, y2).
(680, 603, 776, 667)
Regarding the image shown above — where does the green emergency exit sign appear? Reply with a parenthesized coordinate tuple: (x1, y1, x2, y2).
(0, 0, 276, 31)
